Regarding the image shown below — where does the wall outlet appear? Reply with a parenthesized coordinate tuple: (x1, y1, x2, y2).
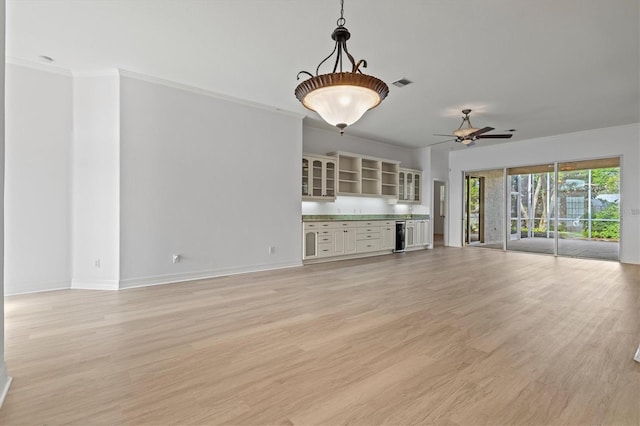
(172, 254, 181, 263)
(95, 259, 101, 269)
(268, 246, 275, 255)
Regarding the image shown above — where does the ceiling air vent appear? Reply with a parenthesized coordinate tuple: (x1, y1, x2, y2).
(392, 78, 413, 88)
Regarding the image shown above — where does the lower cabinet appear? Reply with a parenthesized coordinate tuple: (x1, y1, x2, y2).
(333, 228, 357, 256)
(303, 220, 392, 261)
(380, 222, 395, 250)
(406, 221, 416, 248)
(303, 219, 429, 261)
(417, 219, 431, 246)
(406, 219, 430, 250)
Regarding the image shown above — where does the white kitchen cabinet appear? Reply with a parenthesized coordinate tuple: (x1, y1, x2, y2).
(333, 153, 361, 195)
(406, 220, 416, 248)
(416, 220, 430, 246)
(302, 220, 395, 262)
(302, 154, 336, 201)
(303, 228, 318, 260)
(380, 222, 395, 250)
(333, 227, 357, 255)
(327, 151, 402, 198)
(381, 163, 400, 198)
(399, 168, 422, 204)
(405, 219, 430, 250)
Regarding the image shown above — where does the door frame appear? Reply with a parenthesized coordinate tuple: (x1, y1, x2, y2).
(432, 179, 448, 247)
(464, 174, 485, 244)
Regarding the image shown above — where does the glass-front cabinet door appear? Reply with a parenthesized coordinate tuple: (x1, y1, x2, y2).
(398, 168, 422, 203)
(302, 158, 310, 196)
(312, 159, 323, 197)
(302, 155, 337, 201)
(325, 160, 336, 198)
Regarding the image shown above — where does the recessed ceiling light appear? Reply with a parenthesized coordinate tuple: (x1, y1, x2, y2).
(38, 55, 54, 63)
(392, 78, 413, 88)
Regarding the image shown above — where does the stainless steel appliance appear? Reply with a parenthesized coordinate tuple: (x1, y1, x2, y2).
(395, 221, 406, 252)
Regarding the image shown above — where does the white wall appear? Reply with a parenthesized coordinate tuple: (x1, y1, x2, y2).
(0, 0, 12, 407)
(302, 197, 414, 216)
(431, 149, 449, 238)
(119, 73, 303, 287)
(71, 72, 120, 290)
(303, 124, 418, 168)
(431, 149, 449, 181)
(4, 63, 73, 294)
(448, 124, 640, 264)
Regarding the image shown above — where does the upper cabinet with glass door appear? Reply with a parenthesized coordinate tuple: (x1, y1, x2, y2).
(399, 168, 422, 203)
(302, 154, 336, 201)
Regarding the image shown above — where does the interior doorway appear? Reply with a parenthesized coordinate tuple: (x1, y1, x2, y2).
(462, 169, 506, 249)
(432, 180, 447, 247)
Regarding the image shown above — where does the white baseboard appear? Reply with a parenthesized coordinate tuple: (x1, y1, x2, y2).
(118, 261, 302, 290)
(4, 280, 70, 296)
(71, 279, 119, 291)
(0, 362, 13, 409)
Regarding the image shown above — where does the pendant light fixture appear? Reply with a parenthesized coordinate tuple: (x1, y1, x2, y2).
(295, 0, 389, 134)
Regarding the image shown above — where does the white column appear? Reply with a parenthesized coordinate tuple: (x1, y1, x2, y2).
(71, 71, 120, 290)
(1, 0, 14, 408)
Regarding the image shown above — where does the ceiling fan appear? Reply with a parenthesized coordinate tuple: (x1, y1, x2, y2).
(433, 109, 513, 147)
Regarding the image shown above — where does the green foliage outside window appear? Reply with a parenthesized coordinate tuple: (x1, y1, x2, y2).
(587, 202, 620, 240)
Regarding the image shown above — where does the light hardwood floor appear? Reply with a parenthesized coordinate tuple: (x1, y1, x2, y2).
(1, 247, 639, 425)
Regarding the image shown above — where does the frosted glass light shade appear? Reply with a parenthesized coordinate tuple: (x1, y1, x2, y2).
(295, 72, 389, 132)
(303, 85, 380, 128)
(453, 127, 479, 138)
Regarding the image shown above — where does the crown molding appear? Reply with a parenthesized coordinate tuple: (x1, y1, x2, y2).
(5, 57, 73, 76)
(4, 60, 304, 120)
(117, 69, 305, 119)
(73, 69, 120, 78)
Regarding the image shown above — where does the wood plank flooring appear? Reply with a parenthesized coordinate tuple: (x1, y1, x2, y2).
(1, 247, 638, 425)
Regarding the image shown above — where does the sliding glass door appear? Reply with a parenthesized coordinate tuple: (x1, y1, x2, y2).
(506, 164, 556, 255)
(464, 157, 620, 261)
(556, 158, 620, 260)
(464, 175, 484, 244)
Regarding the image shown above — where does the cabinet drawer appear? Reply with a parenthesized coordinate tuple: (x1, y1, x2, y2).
(356, 226, 380, 234)
(355, 221, 382, 228)
(356, 239, 381, 252)
(303, 221, 333, 230)
(318, 230, 332, 236)
(318, 234, 333, 243)
(317, 243, 333, 257)
(357, 232, 381, 241)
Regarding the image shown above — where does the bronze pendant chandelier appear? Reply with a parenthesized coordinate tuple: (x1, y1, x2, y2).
(295, 0, 389, 134)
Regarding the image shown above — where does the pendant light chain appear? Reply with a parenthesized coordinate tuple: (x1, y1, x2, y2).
(337, 0, 346, 26)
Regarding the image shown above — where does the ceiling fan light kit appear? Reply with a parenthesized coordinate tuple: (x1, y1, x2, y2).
(294, 0, 389, 134)
(433, 109, 513, 147)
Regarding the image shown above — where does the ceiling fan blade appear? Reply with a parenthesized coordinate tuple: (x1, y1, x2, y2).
(433, 134, 455, 137)
(476, 134, 513, 139)
(465, 141, 476, 147)
(468, 126, 494, 137)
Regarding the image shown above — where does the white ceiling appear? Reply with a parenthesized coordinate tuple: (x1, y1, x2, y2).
(6, 0, 640, 150)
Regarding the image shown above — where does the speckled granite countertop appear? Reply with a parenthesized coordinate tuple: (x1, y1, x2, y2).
(302, 214, 430, 222)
